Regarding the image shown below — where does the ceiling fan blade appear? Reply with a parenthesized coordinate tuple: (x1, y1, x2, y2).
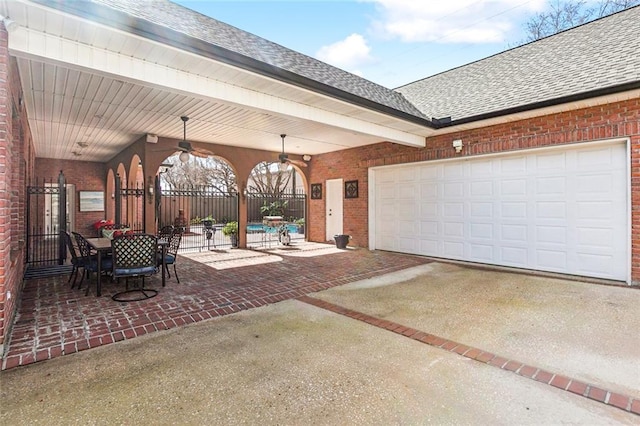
(191, 150, 211, 158)
(286, 159, 308, 168)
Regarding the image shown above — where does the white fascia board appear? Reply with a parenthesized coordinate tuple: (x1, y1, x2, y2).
(8, 26, 425, 148)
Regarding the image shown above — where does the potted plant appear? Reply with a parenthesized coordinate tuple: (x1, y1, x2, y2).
(260, 200, 288, 217)
(202, 215, 215, 229)
(295, 217, 305, 234)
(222, 221, 239, 247)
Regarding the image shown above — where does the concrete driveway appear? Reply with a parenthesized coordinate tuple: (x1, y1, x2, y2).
(1, 262, 638, 424)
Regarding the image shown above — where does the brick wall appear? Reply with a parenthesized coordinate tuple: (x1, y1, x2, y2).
(309, 98, 640, 283)
(35, 159, 107, 236)
(0, 27, 35, 352)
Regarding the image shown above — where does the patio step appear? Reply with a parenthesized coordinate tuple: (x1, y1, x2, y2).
(24, 265, 73, 280)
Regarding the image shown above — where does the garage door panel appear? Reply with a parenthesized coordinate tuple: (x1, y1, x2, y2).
(536, 226, 567, 244)
(577, 227, 613, 248)
(471, 202, 493, 217)
(471, 180, 493, 196)
(536, 152, 567, 169)
(501, 224, 527, 242)
(470, 223, 493, 239)
(536, 249, 568, 270)
(444, 202, 464, 217)
(470, 244, 494, 261)
(373, 142, 627, 280)
(444, 222, 464, 238)
(536, 201, 566, 220)
(419, 239, 439, 255)
(471, 159, 493, 175)
(537, 176, 566, 194)
(501, 202, 528, 219)
(501, 179, 527, 196)
(576, 201, 613, 220)
(444, 182, 464, 197)
(443, 241, 464, 257)
(378, 183, 396, 199)
(577, 174, 613, 193)
(419, 203, 438, 219)
(444, 163, 464, 178)
(577, 253, 615, 276)
(420, 182, 437, 198)
(420, 221, 439, 237)
(501, 246, 529, 266)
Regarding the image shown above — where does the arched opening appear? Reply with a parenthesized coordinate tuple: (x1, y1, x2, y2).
(156, 153, 239, 251)
(245, 160, 307, 248)
(106, 169, 116, 221)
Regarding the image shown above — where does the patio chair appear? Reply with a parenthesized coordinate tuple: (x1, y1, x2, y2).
(158, 231, 182, 283)
(62, 231, 84, 288)
(111, 233, 159, 302)
(157, 225, 175, 241)
(72, 232, 113, 296)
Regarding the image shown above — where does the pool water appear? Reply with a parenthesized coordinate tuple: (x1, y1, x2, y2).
(246, 224, 299, 233)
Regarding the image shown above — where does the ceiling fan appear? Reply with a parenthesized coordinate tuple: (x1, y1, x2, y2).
(278, 134, 307, 168)
(156, 116, 214, 160)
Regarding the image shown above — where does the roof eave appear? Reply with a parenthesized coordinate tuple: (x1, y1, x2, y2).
(438, 81, 640, 128)
(39, 0, 436, 130)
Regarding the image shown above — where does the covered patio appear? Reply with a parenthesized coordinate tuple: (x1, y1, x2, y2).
(2, 242, 432, 370)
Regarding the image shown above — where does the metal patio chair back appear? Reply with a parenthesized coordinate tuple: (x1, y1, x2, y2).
(111, 233, 159, 301)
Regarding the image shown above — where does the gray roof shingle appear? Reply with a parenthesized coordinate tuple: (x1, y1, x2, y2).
(83, 0, 428, 121)
(395, 6, 640, 122)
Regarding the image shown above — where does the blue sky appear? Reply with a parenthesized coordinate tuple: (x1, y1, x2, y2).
(174, 0, 553, 88)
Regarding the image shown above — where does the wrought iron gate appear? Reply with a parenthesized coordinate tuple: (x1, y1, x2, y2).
(26, 171, 68, 269)
(158, 184, 239, 252)
(245, 189, 306, 249)
(115, 175, 144, 232)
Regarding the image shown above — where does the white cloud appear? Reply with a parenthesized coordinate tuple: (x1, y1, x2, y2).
(316, 33, 374, 71)
(367, 0, 548, 44)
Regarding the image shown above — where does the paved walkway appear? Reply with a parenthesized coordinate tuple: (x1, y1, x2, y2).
(1, 260, 638, 424)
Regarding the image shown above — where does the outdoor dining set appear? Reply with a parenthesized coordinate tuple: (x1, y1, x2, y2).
(61, 225, 182, 302)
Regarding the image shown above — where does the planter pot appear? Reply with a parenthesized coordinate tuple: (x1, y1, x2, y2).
(334, 234, 350, 249)
(230, 234, 238, 248)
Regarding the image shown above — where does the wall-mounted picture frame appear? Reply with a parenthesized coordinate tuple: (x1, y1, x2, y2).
(311, 183, 322, 200)
(345, 180, 358, 199)
(79, 191, 105, 212)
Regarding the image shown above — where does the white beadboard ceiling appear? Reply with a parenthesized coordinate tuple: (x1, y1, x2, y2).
(2, 1, 432, 162)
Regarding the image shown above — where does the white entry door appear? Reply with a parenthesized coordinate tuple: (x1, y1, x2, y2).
(326, 179, 343, 241)
(371, 141, 628, 281)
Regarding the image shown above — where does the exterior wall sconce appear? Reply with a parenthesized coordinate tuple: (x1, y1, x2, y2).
(303, 154, 311, 161)
(1, 16, 19, 33)
(452, 139, 463, 153)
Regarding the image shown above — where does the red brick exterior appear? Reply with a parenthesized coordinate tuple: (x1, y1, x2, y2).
(0, 26, 35, 351)
(309, 98, 640, 284)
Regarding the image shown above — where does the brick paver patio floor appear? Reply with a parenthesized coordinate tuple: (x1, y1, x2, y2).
(2, 243, 431, 370)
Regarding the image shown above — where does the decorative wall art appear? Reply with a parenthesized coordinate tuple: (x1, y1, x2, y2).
(311, 183, 322, 200)
(345, 180, 358, 199)
(79, 191, 105, 212)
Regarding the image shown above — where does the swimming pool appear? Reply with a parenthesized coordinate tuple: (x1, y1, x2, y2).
(246, 223, 299, 233)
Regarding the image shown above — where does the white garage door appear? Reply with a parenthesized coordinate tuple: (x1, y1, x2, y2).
(371, 142, 628, 281)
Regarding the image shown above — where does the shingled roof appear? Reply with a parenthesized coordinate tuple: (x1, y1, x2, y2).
(47, 0, 640, 129)
(395, 6, 640, 124)
(72, 0, 429, 123)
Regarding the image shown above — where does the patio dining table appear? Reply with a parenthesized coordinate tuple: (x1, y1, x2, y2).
(85, 237, 168, 297)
